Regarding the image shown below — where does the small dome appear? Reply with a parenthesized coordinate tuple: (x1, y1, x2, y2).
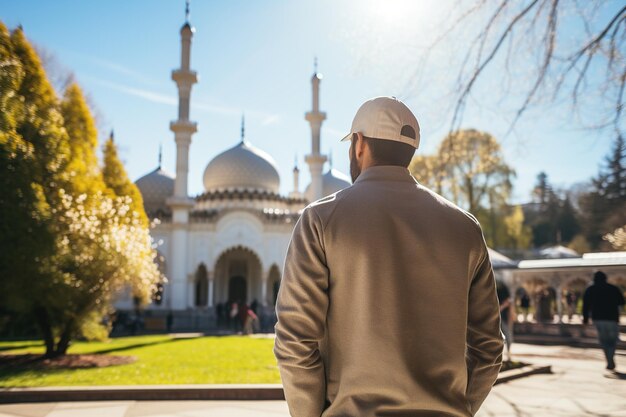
(203, 140, 280, 193)
(305, 168, 351, 201)
(135, 167, 175, 213)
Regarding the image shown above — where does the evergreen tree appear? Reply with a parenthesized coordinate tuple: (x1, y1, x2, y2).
(532, 172, 551, 207)
(580, 134, 626, 249)
(599, 134, 626, 204)
(0, 22, 54, 330)
(526, 173, 556, 247)
(4, 25, 73, 354)
(102, 132, 148, 226)
(1, 23, 160, 356)
(525, 173, 581, 248)
(579, 189, 607, 250)
(11, 27, 71, 192)
(556, 197, 580, 243)
(61, 82, 104, 194)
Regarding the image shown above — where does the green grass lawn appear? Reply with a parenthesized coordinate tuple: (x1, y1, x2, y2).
(0, 335, 280, 387)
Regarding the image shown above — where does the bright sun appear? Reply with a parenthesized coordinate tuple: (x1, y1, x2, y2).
(365, 0, 432, 25)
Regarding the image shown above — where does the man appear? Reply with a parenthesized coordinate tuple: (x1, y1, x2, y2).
(274, 97, 503, 417)
(583, 271, 625, 370)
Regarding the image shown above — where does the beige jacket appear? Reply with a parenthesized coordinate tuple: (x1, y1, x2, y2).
(274, 165, 503, 417)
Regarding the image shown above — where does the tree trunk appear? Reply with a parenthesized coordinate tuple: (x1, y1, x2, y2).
(489, 193, 498, 248)
(465, 176, 475, 214)
(55, 320, 75, 356)
(34, 306, 55, 358)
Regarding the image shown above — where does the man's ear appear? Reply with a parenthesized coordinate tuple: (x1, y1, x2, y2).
(355, 132, 365, 157)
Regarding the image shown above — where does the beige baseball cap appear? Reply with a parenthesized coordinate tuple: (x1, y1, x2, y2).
(340, 96, 420, 149)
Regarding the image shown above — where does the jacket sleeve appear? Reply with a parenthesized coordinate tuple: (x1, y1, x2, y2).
(466, 246, 504, 415)
(274, 206, 329, 417)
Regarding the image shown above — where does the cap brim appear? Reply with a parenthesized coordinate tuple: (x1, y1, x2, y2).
(340, 132, 352, 142)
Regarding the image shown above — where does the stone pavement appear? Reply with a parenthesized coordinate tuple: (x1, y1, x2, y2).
(0, 343, 624, 417)
(476, 343, 626, 416)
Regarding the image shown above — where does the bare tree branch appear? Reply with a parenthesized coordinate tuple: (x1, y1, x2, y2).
(450, 0, 541, 131)
(615, 68, 626, 127)
(507, 0, 559, 132)
(416, 0, 626, 137)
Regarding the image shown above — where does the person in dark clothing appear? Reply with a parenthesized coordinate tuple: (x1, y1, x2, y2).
(520, 292, 530, 322)
(216, 302, 224, 328)
(238, 301, 248, 333)
(583, 271, 625, 370)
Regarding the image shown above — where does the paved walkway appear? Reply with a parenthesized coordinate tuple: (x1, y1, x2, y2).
(0, 343, 624, 417)
(477, 343, 626, 416)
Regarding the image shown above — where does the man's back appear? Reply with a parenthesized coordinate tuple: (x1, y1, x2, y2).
(584, 282, 625, 322)
(274, 166, 504, 417)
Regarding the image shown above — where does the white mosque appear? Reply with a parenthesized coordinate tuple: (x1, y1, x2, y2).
(114, 7, 350, 328)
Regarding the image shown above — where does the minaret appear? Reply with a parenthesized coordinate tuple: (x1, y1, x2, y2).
(240, 114, 245, 144)
(167, 0, 197, 311)
(168, 0, 197, 215)
(305, 58, 327, 201)
(290, 155, 301, 198)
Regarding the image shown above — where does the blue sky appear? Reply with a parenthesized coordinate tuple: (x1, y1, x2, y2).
(1, 0, 620, 203)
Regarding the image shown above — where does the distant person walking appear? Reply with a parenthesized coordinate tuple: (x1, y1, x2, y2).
(238, 301, 248, 333)
(566, 291, 578, 321)
(243, 306, 259, 335)
(583, 271, 625, 370)
(229, 301, 239, 332)
(216, 302, 224, 328)
(520, 292, 530, 322)
(274, 97, 503, 416)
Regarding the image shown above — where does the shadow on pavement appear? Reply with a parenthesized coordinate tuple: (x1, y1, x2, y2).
(604, 371, 626, 380)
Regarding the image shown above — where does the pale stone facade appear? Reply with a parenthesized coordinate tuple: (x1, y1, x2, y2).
(114, 10, 350, 327)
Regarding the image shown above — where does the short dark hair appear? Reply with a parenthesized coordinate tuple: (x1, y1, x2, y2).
(594, 270, 607, 283)
(355, 134, 415, 167)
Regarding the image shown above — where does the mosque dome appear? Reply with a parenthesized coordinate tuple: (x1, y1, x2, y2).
(305, 168, 351, 201)
(135, 167, 175, 213)
(203, 140, 280, 193)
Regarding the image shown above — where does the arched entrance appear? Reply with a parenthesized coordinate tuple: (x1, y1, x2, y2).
(229, 276, 247, 303)
(195, 264, 208, 307)
(214, 246, 262, 306)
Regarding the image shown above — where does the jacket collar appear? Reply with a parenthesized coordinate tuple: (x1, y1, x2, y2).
(353, 165, 419, 185)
